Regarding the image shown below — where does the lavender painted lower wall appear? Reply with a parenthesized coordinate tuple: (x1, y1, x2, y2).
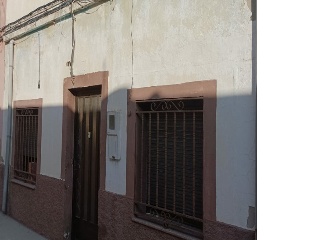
(8, 174, 65, 240)
(98, 190, 255, 240)
(98, 190, 180, 240)
(3, 171, 255, 240)
(204, 220, 255, 240)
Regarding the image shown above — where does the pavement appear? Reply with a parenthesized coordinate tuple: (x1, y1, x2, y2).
(0, 212, 47, 240)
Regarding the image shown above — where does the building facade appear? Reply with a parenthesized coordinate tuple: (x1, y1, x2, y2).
(0, 0, 256, 239)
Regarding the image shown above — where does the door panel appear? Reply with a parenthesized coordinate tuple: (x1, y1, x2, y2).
(73, 93, 101, 240)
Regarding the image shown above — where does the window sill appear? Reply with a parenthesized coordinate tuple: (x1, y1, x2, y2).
(11, 179, 36, 190)
(132, 216, 201, 240)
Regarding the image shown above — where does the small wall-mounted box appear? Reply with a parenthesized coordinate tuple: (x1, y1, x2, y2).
(107, 111, 121, 161)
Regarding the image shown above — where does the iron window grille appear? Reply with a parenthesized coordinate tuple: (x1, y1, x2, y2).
(134, 98, 203, 237)
(13, 108, 38, 185)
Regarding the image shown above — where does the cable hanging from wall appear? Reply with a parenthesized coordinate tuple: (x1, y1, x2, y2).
(0, 0, 73, 36)
(70, 0, 76, 81)
(0, 0, 108, 86)
(129, 0, 134, 100)
(38, 32, 41, 89)
(0, 0, 106, 39)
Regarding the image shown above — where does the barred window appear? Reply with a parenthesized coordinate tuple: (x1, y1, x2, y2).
(13, 108, 39, 185)
(134, 98, 203, 237)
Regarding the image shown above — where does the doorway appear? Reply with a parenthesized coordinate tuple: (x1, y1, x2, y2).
(62, 71, 108, 240)
(72, 87, 101, 240)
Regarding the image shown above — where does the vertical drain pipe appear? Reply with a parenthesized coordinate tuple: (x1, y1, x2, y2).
(2, 40, 14, 213)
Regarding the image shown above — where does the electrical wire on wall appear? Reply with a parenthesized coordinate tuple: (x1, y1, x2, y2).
(69, 0, 104, 81)
(0, 0, 107, 40)
(1, 0, 73, 36)
(70, 0, 76, 82)
(76, 0, 103, 14)
(129, 0, 134, 100)
(38, 32, 41, 89)
(13, 22, 38, 45)
(0, 0, 108, 85)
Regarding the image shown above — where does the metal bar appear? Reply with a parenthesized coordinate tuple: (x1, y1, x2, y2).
(31, 115, 34, 163)
(16, 111, 38, 116)
(36, 115, 38, 180)
(25, 114, 28, 171)
(134, 202, 203, 222)
(27, 116, 32, 167)
(17, 116, 21, 174)
(35, 115, 37, 161)
(24, 115, 27, 173)
(20, 116, 23, 172)
(156, 112, 159, 207)
(173, 112, 176, 212)
(136, 110, 203, 114)
(33, 115, 37, 182)
(13, 169, 36, 176)
(135, 100, 205, 230)
(36, 115, 38, 172)
(27, 115, 30, 170)
(13, 175, 36, 184)
(135, 97, 202, 103)
(141, 113, 144, 202)
(164, 112, 167, 209)
(30, 114, 33, 162)
(148, 113, 151, 205)
(34, 115, 37, 181)
(28, 115, 31, 170)
(31, 116, 34, 164)
(21, 115, 24, 172)
(22, 116, 25, 173)
(14, 116, 17, 172)
(18, 117, 25, 170)
(22, 115, 25, 172)
(29, 115, 33, 182)
(183, 112, 186, 214)
(193, 112, 196, 216)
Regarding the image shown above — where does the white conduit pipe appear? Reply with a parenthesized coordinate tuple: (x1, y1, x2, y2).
(2, 39, 14, 213)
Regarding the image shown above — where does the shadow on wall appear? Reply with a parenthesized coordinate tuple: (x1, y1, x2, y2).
(0, 84, 256, 240)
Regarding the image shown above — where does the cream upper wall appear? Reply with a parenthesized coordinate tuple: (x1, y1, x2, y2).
(5, 2, 109, 179)
(2, 0, 256, 230)
(107, 0, 256, 229)
(6, 0, 52, 24)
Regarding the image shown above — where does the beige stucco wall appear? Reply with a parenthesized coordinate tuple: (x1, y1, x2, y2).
(2, 0, 256, 230)
(6, 0, 52, 24)
(2, 1, 109, 179)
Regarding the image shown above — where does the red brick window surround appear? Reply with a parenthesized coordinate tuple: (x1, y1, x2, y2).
(127, 80, 216, 238)
(12, 99, 42, 186)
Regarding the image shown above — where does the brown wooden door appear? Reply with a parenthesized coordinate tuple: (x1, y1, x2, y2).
(73, 92, 101, 240)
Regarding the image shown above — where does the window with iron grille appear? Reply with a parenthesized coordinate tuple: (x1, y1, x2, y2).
(134, 98, 203, 237)
(13, 108, 39, 185)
